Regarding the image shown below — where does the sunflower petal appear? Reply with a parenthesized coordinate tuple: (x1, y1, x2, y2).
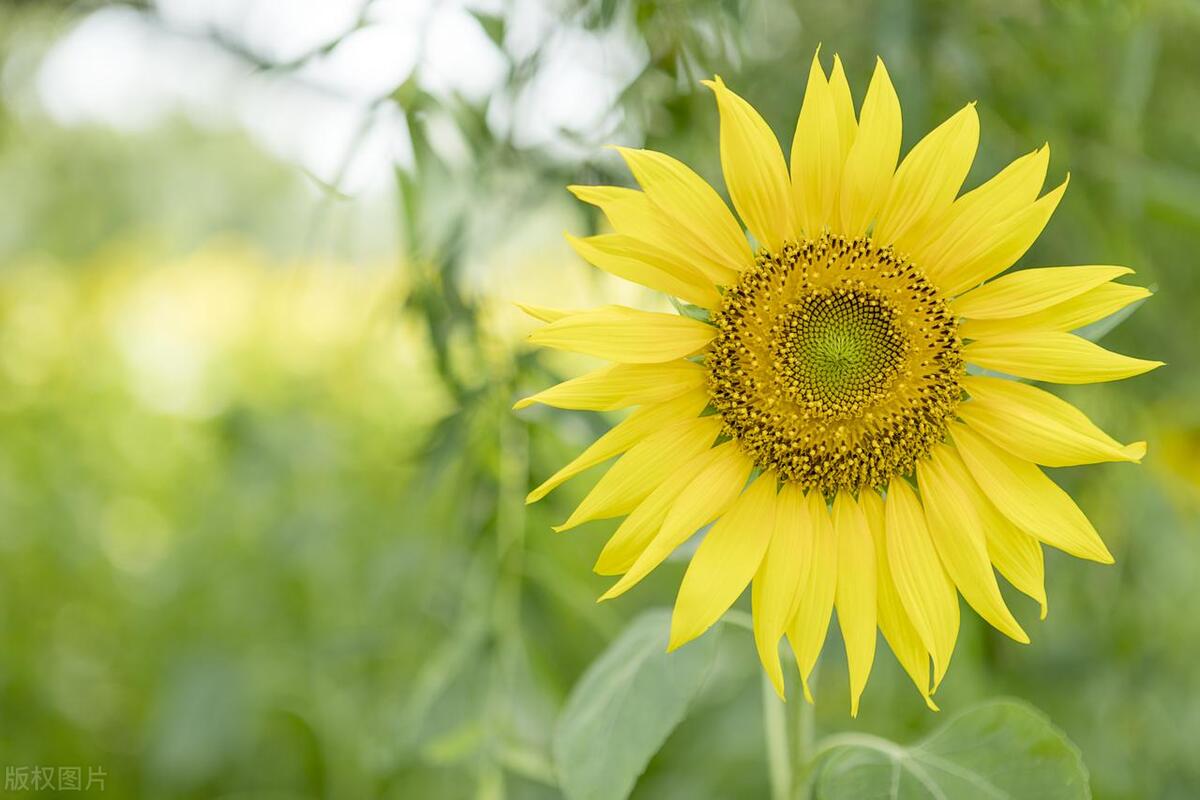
(953, 266, 1133, 320)
(872, 104, 979, 248)
(752, 483, 811, 698)
(704, 77, 795, 252)
(910, 145, 1049, 273)
(594, 442, 729, 575)
(963, 331, 1163, 384)
(828, 55, 858, 159)
(614, 147, 753, 272)
(516, 303, 573, 323)
(832, 490, 877, 717)
(790, 52, 842, 236)
(884, 476, 959, 690)
(567, 185, 742, 286)
(528, 306, 715, 363)
(786, 491, 838, 702)
(554, 416, 722, 530)
(838, 57, 901, 237)
(513, 361, 705, 411)
(979, 496, 1048, 620)
(600, 442, 754, 600)
(670, 472, 778, 651)
(862, 489, 937, 710)
(949, 422, 1114, 563)
(961, 375, 1146, 467)
(916, 444, 1029, 644)
(566, 233, 722, 309)
(959, 282, 1151, 339)
(527, 389, 710, 504)
(933, 176, 1070, 297)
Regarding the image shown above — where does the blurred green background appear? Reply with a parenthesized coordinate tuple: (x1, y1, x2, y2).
(0, 0, 1197, 797)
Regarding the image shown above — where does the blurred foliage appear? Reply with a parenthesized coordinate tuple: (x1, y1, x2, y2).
(0, 0, 1198, 798)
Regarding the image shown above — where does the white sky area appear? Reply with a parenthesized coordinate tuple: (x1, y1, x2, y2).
(34, 0, 648, 195)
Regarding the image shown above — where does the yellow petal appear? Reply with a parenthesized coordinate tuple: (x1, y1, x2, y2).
(567, 184, 655, 237)
(916, 443, 1029, 644)
(554, 416, 722, 530)
(752, 483, 811, 698)
(862, 489, 937, 711)
(910, 145, 1048, 273)
(959, 282, 1151, 339)
(527, 389, 710, 504)
(960, 375, 1146, 467)
(786, 491, 838, 702)
(513, 361, 704, 411)
(884, 476, 959, 691)
(614, 147, 753, 272)
(670, 472, 778, 651)
(516, 303, 573, 323)
(978, 495, 1048, 620)
(872, 104, 979, 248)
(599, 442, 753, 599)
(953, 266, 1133, 319)
(936, 448, 1050, 620)
(948, 421, 1114, 563)
(828, 54, 858, 160)
(790, 52, 842, 236)
(567, 185, 741, 286)
(528, 306, 715, 363)
(594, 441, 730, 575)
(838, 57, 901, 237)
(832, 490, 877, 717)
(933, 176, 1070, 297)
(566, 233, 722, 309)
(963, 331, 1163, 384)
(703, 77, 795, 252)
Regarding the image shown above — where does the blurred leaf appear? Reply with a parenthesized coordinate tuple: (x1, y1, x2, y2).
(469, 10, 506, 51)
(1075, 292, 1151, 343)
(812, 699, 1089, 800)
(553, 609, 721, 800)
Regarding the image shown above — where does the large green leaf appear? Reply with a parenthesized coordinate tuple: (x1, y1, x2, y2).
(553, 608, 721, 800)
(813, 699, 1090, 800)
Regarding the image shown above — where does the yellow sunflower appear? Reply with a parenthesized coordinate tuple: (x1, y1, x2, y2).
(515, 52, 1161, 715)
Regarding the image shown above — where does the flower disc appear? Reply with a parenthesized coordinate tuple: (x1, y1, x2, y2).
(707, 233, 964, 495)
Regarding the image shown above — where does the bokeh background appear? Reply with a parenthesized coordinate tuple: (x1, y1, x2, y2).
(0, 0, 1196, 797)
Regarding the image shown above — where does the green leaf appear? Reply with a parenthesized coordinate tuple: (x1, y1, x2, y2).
(1074, 291, 1150, 343)
(668, 295, 712, 322)
(469, 11, 505, 50)
(553, 608, 721, 800)
(813, 699, 1090, 800)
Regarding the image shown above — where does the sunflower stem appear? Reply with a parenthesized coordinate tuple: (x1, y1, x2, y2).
(791, 657, 820, 800)
(762, 671, 792, 800)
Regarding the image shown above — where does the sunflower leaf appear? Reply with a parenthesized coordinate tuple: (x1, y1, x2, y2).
(1074, 289, 1151, 343)
(553, 608, 721, 800)
(812, 698, 1090, 800)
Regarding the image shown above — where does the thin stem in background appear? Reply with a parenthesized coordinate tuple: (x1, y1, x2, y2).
(762, 670, 792, 800)
(791, 657, 820, 800)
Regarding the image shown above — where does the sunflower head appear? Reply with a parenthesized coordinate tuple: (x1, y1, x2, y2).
(517, 51, 1161, 715)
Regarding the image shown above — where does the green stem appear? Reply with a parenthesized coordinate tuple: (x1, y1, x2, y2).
(791, 657, 821, 800)
(762, 672, 792, 800)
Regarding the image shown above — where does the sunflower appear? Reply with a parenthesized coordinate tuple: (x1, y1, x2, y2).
(515, 52, 1160, 715)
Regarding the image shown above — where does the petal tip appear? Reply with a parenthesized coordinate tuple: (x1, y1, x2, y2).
(1123, 441, 1148, 462)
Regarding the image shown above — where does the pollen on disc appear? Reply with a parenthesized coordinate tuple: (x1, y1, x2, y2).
(706, 233, 964, 496)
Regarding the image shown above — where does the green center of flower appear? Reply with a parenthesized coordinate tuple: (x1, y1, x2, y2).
(773, 288, 908, 417)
